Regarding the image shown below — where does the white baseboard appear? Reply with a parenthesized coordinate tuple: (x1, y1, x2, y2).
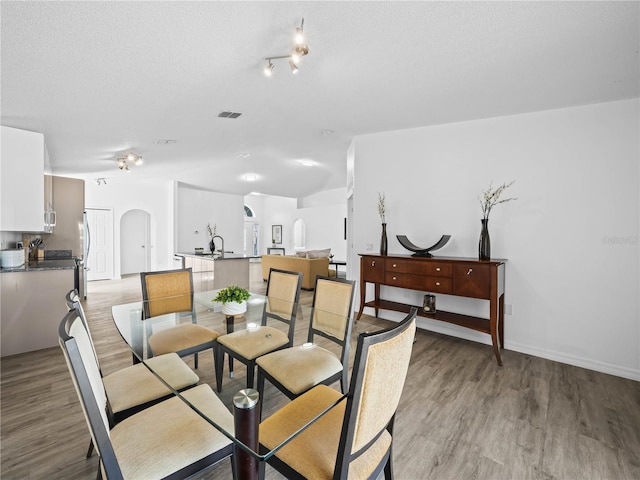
(396, 313, 640, 382)
(506, 340, 640, 382)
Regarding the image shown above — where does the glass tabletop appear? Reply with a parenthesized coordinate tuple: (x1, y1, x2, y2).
(111, 288, 348, 477)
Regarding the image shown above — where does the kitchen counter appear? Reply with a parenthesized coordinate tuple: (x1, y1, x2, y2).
(176, 252, 260, 260)
(1, 258, 77, 272)
(175, 252, 252, 290)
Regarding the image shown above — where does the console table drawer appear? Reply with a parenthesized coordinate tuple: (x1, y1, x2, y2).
(452, 264, 490, 299)
(385, 259, 452, 277)
(384, 272, 452, 293)
(361, 256, 385, 283)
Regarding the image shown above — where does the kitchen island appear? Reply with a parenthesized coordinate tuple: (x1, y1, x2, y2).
(175, 253, 255, 291)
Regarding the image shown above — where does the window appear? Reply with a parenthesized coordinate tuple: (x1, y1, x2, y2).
(244, 205, 254, 218)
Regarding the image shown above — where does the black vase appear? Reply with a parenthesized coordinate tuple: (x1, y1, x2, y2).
(479, 218, 490, 260)
(380, 223, 388, 256)
(209, 239, 215, 255)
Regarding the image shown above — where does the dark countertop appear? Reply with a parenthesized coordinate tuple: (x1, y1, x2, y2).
(176, 252, 259, 260)
(1, 258, 77, 272)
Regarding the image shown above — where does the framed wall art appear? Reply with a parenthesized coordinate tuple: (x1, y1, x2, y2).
(272, 225, 282, 244)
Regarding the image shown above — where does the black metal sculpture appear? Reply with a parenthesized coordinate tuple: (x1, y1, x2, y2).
(396, 235, 451, 257)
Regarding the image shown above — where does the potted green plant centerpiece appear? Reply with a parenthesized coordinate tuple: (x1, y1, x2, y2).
(213, 285, 251, 315)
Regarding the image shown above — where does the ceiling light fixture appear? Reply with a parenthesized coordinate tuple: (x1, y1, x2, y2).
(95, 178, 107, 186)
(117, 151, 143, 172)
(244, 174, 257, 182)
(264, 60, 274, 77)
(264, 18, 309, 76)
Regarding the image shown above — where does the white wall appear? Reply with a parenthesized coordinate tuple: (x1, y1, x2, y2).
(260, 191, 347, 259)
(351, 99, 639, 380)
(175, 183, 244, 254)
(85, 176, 174, 278)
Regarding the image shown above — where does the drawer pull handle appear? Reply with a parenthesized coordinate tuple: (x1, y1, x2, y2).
(392, 276, 397, 280)
(371, 261, 375, 267)
(393, 264, 397, 267)
(467, 268, 473, 275)
(435, 282, 441, 286)
(436, 267, 441, 272)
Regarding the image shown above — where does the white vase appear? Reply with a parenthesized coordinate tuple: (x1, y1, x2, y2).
(221, 300, 247, 316)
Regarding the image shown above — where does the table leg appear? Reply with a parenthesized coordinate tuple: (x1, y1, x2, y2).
(226, 315, 234, 377)
(233, 389, 260, 480)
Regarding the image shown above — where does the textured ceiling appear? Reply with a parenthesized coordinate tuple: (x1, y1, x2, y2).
(1, 1, 638, 198)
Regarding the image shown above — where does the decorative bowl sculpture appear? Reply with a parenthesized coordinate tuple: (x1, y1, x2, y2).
(396, 235, 451, 257)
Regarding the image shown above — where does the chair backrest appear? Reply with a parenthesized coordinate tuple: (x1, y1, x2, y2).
(334, 308, 417, 479)
(65, 289, 103, 374)
(309, 276, 355, 364)
(263, 268, 303, 340)
(59, 307, 123, 478)
(140, 268, 194, 319)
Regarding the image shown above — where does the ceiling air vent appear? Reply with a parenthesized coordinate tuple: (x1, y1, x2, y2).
(218, 111, 242, 119)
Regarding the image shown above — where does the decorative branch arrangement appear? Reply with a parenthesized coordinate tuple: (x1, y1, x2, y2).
(479, 181, 516, 219)
(377, 192, 386, 223)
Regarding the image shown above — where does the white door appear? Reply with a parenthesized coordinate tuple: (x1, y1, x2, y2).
(86, 208, 114, 281)
(244, 222, 259, 256)
(121, 210, 150, 275)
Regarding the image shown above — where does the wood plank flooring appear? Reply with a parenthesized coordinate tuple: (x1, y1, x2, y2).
(2, 263, 639, 479)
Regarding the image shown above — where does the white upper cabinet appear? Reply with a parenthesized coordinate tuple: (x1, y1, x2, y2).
(1, 126, 45, 232)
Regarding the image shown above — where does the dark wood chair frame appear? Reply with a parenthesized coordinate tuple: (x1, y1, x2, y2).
(140, 267, 216, 370)
(215, 268, 303, 392)
(59, 308, 234, 480)
(256, 275, 356, 404)
(65, 289, 199, 459)
(259, 308, 418, 480)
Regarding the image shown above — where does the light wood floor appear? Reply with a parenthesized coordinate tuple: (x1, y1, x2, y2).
(2, 263, 639, 479)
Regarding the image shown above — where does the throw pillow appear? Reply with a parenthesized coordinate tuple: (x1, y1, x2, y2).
(306, 248, 331, 259)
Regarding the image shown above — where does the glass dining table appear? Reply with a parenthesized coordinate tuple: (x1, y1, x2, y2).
(111, 289, 348, 480)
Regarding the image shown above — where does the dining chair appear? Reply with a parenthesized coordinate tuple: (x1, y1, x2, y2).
(259, 308, 418, 480)
(140, 268, 220, 370)
(215, 268, 303, 392)
(256, 276, 355, 405)
(59, 305, 235, 480)
(65, 290, 200, 458)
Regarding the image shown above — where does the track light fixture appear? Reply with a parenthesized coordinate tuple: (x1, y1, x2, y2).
(116, 151, 143, 172)
(264, 18, 309, 76)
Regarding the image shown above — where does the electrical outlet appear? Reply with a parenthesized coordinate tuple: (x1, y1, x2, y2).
(505, 304, 513, 315)
(366, 243, 373, 251)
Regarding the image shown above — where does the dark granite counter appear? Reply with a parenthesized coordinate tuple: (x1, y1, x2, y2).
(1, 258, 77, 273)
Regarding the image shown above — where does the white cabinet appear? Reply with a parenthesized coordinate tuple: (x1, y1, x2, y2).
(183, 255, 215, 291)
(0, 126, 45, 232)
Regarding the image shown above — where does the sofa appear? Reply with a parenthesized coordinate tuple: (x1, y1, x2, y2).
(261, 254, 334, 290)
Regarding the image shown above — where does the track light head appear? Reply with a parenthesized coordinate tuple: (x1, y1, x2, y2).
(264, 60, 274, 77)
(289, 59, 299, 74)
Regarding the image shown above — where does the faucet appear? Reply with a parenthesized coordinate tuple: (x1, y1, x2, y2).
(211, 235, 224, 258)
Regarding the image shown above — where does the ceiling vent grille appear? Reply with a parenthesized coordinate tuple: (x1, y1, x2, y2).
(218, 111, 242, 119)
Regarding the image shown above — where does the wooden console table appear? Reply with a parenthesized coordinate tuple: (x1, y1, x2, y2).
(357, 254, 506, 365)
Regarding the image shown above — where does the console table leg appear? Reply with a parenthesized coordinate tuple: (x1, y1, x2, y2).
(490, 295, 503, 366)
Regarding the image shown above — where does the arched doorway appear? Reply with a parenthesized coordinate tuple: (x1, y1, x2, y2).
(120, 209, 150, 275)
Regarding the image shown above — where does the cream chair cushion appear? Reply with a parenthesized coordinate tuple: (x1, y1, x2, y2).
(103, 353, 198, 414)
(216, 327, 288, 360)
(111, 384, 233, 480)
(148, 324, 219, 356)
(256, 345, 342, 395)
(260, 385, 391, 479)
